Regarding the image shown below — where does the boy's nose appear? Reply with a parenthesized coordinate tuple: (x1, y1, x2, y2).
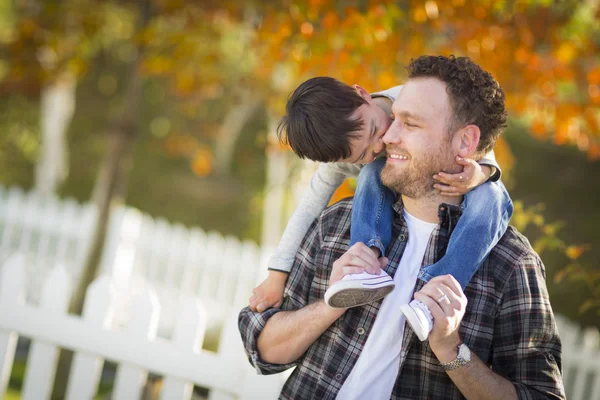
(374, 139, 385, 155)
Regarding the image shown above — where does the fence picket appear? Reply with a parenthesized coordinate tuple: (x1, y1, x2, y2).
(232, 241, 260, 309)
(0, 188, 25, 259)
(65, 276, 115, 400)
(216, 237, 242, 307)
(160, 296, 206, 400)
(17, 192, 40, 256)
(0, 255, 26, 400)
(112, 284, 160, 400)
(180, 228, 206, 296)
(22, 264, 71, 400)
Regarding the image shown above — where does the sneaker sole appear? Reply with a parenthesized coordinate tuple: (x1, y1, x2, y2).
(325, 279, 395, 308)
(399, 303, 429, 341)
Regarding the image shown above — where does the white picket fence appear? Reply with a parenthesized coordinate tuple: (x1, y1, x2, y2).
(0, 255, 284, 399)
(555, 315, 600, 399)
(0, 185, 270, 341)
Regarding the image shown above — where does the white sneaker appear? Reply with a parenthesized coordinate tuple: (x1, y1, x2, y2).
(324, 270, 395, 308)
(400, 299, 434, 341)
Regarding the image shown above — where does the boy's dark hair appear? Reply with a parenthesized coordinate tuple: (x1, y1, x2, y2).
(407, 55, 507, 156)
(277, 77, 367, 162)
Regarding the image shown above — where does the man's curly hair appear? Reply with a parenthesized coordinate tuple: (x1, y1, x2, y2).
(407, 55, 507, 156)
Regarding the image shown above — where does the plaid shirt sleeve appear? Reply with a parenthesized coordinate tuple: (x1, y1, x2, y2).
(238, 217, 322, 375)
(492, 251, 565, 399)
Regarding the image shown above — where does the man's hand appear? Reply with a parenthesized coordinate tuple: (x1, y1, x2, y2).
(330, 242, 388, 287)
(413, 274, 468, 362)
(433, 156, 491, 197)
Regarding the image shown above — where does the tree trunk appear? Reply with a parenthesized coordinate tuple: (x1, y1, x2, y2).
(213, 90, 260, 176)
(50, 2, 151, 398)
(261, 114, 289, 248)
(35, 71, 76, 195)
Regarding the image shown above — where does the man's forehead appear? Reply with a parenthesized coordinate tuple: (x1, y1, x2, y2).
(392, 78, 451, 118)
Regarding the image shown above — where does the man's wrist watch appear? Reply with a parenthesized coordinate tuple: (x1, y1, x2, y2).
(440, 343, 471, 371)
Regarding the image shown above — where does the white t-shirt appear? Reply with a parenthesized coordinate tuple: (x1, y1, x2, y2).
(337, 210, 437, 400)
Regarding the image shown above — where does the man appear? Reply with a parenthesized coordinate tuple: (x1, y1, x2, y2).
(239, 55, 564, 399)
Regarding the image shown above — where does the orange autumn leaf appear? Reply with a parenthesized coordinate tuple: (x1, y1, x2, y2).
(565, 245, 589, 260)
(587, 68, 600, 85)
(191, 147, 213, 176)
(530, 119, 548, 140)
(588, 144, 600, 160)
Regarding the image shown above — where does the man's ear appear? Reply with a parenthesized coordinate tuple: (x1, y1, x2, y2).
(353, 84, 372, 103)
(456, 124, 481, 158)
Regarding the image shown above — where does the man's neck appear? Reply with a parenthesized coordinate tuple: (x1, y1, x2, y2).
(401, 193, 463, 224)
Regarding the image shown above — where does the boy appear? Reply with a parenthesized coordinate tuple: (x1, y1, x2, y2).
(248, 77, 512, 340)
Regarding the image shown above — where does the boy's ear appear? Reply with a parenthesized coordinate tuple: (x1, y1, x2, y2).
(456, 124, 481, 158)
(353, 84, 372, 102)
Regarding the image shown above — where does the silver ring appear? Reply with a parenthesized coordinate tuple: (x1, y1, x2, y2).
(437, 294, 449, 303)
(459, 175, 464, 181)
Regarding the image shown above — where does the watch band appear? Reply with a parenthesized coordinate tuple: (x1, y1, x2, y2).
(441, 357, 469, 371)
(440, 343, 471, 371)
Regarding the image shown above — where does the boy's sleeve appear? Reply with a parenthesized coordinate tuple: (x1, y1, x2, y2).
(371, 84, 403, 103)
(267, 162, 359, 273)
(478, 149, 502, 182)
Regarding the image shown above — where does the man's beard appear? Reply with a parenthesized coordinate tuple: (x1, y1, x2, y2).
(381, 143, 456, 199)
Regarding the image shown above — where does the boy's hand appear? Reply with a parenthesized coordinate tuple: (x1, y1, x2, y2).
(433, 156, 491, 197)
(249, 270, 288, 313)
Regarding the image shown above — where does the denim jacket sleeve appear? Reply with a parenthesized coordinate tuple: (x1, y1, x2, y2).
(267, 162, 360, 273)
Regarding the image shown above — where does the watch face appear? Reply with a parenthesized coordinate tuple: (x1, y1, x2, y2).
(458, 344, 471, 361)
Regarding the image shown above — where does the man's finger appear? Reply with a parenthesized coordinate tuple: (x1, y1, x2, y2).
(428, 274, 464, 299)
(340, 266, 367, 277)
(348, 248, 381, 274)
(414, 292, 446, 322)
(439, 283, 462, 310)
(352, 243, 380, 266)
(417, 284, 454, 315)
(346, 254, 378, 272)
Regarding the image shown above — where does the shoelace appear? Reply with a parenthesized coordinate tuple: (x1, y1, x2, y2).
(412, 300, 434, 331)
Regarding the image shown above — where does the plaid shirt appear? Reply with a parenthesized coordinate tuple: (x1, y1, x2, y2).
(239, 199, 565, 399)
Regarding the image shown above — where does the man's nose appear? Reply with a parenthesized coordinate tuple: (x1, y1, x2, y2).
(383, 121, 401, 145)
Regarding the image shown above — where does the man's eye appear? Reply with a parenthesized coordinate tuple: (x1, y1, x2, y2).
(405, 122, 417, 128)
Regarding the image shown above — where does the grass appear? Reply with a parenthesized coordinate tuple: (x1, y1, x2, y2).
(6, 358, 110, 400)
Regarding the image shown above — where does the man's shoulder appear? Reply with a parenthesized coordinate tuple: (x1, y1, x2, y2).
(486, 225, 545, 284)
(318, 198, 353, 238)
